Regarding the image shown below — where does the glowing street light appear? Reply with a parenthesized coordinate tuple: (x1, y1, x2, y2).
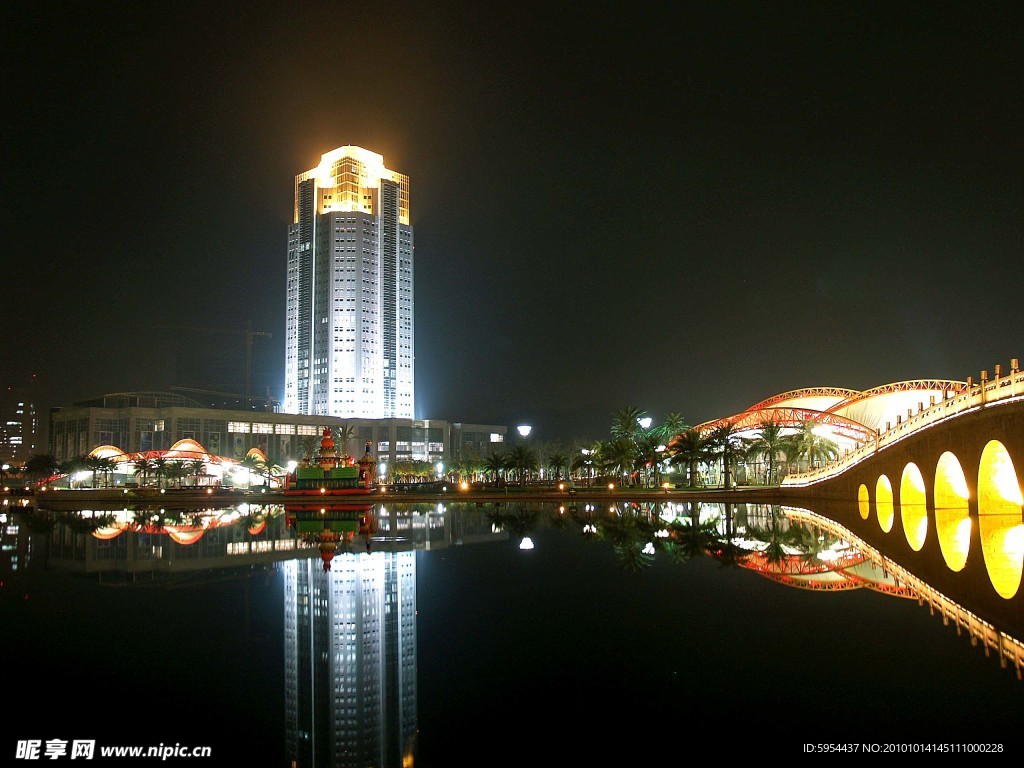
(436, 461, 444, 478)
(517, 424, 532, 438)
(638, 417, 653, 430)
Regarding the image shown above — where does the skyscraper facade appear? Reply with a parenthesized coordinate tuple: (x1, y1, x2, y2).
(285, 146, 414, 419)
(1, 382, 37, 468)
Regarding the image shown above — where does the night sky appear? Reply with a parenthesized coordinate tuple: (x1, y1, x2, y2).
(4, 1, 1022, 445)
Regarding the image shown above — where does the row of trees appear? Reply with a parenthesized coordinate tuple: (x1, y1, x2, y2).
(13, 453, 276, 489)
(9, 409, 842, 491)
(435, 407, 841, 489)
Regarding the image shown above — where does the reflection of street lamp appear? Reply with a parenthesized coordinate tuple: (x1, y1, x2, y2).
(517, 425, 532, 438)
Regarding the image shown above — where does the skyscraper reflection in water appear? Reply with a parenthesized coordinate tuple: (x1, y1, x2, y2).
(282, 552, 417, 767)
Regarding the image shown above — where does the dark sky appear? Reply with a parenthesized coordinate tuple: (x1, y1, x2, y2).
(3, 1, 1022, 444)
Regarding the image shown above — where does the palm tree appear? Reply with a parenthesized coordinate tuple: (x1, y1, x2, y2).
(334, 423, 356, 458)
(25, 453, 60, 486)
(746, 419, 787, 485)
(707, 424, 746, 489)
(240, 454, 266, 489)
(507, 443, 538, 483)
(133, 457, 154, 487)
(656, 412, 689, 446)
(635, 430, 670, 488)
(166, 461, 188, 488)
(547, 452, 568, 481)
(610, 406, 647, 444)
(152, 457, 170, 488)
(482, 451, 506, 486)
(58, 457, 83, 488)
(187, 458, 207, 487)
(784, 420, 840, 472)
(83, 455, 107, 488)
(299, 434, 319, 462)
(668, 429, 709, 488)
(571, 442, 600, 486)
(600, 438, 636, 485)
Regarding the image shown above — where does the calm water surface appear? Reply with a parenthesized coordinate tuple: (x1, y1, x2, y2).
(2, 499, 1021, 765)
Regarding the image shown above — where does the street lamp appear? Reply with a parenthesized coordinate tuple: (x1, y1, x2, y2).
(638, 417, 653, 431)
(517, 424, 532, 438)
(435, 461, 444, 479)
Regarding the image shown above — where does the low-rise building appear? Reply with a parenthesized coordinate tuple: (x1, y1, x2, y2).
(48, 391, 506, 472)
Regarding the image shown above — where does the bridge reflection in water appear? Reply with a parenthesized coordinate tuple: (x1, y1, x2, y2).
(777, 360, 1024, 668)
(9, 495, 1022, 764)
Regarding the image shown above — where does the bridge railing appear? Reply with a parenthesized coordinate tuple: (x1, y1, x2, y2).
(782, 359, 1024, 487)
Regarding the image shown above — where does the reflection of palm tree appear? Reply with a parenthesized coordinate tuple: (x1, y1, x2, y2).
(548, 507, 570, 529)
(667, 502, 718, 559)
(746, 506, 788, 567)
(602, 506, 657, 572)
(708, 503, 745, 568)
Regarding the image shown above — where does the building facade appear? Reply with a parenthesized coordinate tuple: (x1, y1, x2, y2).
(48, 392, 504, 471)
(285, 146, 414, 419)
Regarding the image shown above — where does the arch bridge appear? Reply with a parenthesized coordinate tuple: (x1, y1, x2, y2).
(779, 359, 1024, 641)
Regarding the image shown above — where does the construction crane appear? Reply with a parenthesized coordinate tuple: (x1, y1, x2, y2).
(156, 321, 272, 409)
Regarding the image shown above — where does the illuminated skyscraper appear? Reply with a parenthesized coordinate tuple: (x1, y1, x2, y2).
(1, 381, 37, 467)
(285, 147, 414, 418)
